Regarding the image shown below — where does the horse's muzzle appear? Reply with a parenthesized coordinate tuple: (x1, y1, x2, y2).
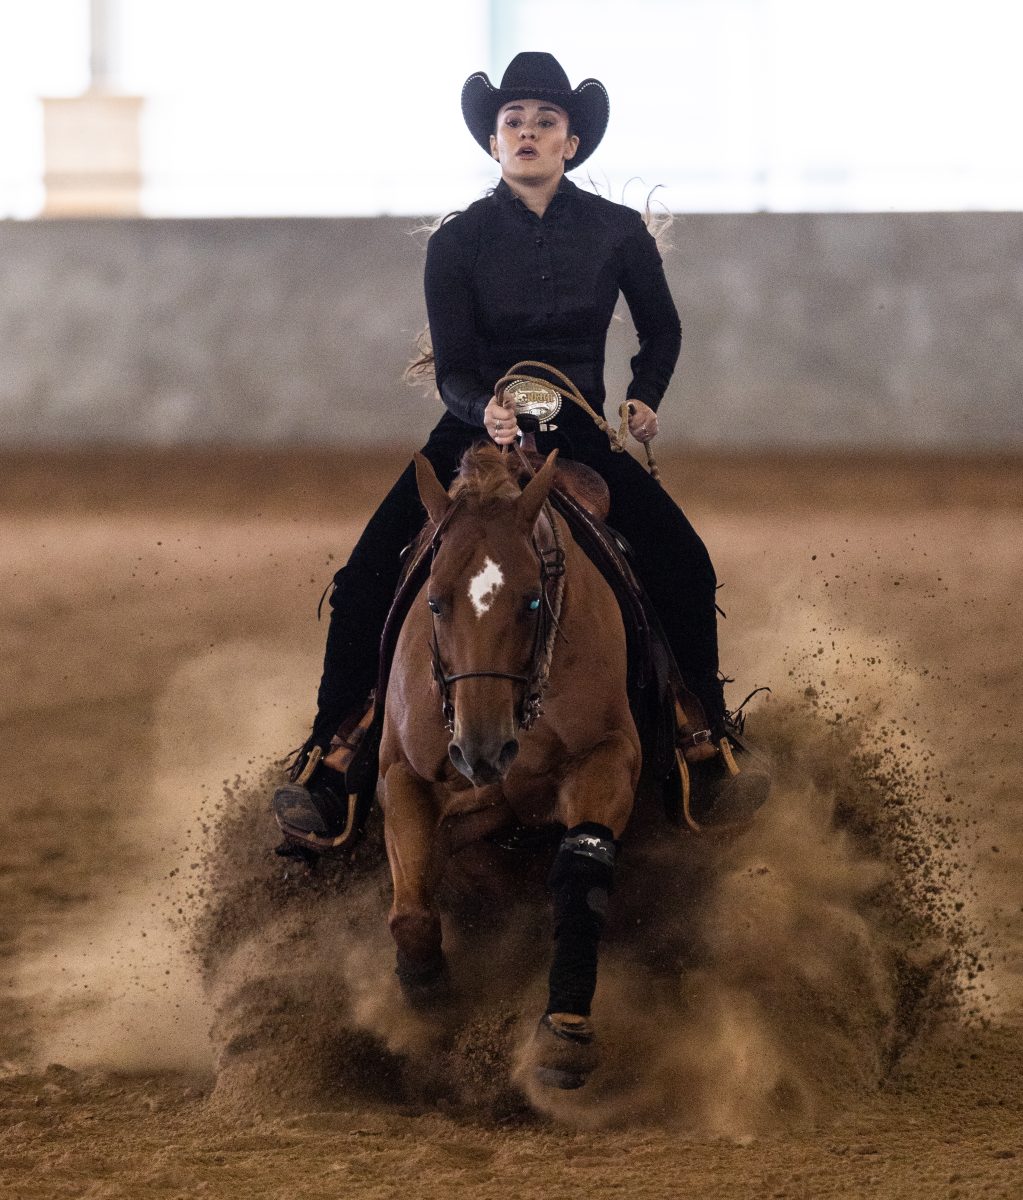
(448, 735, 519, 784)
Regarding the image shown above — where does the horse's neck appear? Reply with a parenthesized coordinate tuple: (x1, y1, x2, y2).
(554, 515, 618, 631)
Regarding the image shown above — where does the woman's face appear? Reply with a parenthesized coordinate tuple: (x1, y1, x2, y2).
(489, 99, 579, 185)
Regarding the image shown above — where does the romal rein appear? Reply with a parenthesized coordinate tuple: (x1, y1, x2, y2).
(428, 482, 566, 734)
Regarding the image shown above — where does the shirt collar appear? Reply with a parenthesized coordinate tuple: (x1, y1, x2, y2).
(493, 174, 576, 212)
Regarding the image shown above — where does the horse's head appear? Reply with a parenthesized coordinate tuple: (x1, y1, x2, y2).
(414, 445, 559, 785)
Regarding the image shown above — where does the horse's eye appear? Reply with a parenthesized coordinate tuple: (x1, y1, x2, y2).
(527, 597, 541, 612)
(427, 598, 441, 614)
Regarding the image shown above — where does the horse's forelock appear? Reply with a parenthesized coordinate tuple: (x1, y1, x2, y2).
(450, 444, 521, 505)
(404, 446, 519, 560)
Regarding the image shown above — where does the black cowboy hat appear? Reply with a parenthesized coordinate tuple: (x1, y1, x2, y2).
(461, 52, 610, 170)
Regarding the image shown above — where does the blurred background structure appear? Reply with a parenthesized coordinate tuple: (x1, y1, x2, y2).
(0, 0, 1020, 449)
(41, 0, 143, 216)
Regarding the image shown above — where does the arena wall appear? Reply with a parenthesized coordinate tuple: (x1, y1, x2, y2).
(1, 213, 1020, 450)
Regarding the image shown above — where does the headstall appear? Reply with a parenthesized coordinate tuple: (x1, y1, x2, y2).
(427, 491, 566, 734)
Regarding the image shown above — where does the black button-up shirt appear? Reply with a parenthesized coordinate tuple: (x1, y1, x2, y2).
(424, 176, 682, 430)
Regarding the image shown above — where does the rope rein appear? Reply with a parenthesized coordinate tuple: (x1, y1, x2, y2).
(494, 360, 661, 482)
(512, 442, 568, 722)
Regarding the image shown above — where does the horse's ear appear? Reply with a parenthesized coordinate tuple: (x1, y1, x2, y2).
(414, 452, 451, 526)
(517, 449, 559, 529)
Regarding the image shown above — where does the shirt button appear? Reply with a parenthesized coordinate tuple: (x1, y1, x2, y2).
(541, 273, 550, 281)
(535, 236, 543, 246)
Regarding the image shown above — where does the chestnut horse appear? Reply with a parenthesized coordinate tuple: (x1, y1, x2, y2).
(378, 443, 640, 1089)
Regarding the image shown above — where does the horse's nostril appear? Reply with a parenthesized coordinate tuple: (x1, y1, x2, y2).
(448, 743, 472, 779)
(449, 737, 517, 783)
(498, 739, 519, 771)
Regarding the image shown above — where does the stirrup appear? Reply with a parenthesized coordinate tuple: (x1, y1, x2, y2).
(323, 700, 377, 772)
(274, 700, 378, 853)
(678, 734, 772, 833)
(675, 697, 718, 764)
(670, 696, 772, 832)
(273, 777, 364, 853)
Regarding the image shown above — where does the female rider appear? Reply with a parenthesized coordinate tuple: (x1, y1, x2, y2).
(275, 52, 767, 848)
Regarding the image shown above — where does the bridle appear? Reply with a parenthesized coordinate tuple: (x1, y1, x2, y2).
(427, 486, 566, 734)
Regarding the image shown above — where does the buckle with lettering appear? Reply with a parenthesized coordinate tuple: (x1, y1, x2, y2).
(505, 379, 561, 431)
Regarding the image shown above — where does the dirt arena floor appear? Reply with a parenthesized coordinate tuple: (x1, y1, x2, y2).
(2, 447, 1021, 1199)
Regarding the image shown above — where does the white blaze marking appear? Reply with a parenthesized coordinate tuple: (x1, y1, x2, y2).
(468, 556, 504, 619)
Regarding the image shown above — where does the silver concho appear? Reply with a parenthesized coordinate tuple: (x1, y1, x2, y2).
(505, 379, 562, 431)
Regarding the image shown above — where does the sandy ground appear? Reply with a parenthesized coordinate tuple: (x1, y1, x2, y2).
(2, 447, 1022, 1199)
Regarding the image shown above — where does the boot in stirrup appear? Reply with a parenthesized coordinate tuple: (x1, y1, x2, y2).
(676, 686, 772, 829)
(273, 700, 376, 854)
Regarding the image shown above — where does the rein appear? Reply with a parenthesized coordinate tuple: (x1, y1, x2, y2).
(494, 359, 661, 482)
(428, 482, 566, 734)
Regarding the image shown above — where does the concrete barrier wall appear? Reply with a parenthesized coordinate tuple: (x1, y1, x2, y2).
(1, 213, 1020, 450)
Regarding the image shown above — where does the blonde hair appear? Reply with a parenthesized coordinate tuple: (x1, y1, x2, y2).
(640, 184, 674, 256)
(404, 323, 438, 391)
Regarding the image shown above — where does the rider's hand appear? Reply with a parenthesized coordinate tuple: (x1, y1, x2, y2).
(484, 394, 520, 446)
(627, 399, 658, 444)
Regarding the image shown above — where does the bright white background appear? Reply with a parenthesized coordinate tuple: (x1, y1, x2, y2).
(0, 0, 1020, 217)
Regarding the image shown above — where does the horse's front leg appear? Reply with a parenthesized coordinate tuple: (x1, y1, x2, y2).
(534, 730, 638, 1089)
(381, 761, 448, 1005)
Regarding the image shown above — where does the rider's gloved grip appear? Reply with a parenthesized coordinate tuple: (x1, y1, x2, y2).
(546, 823, 617, 1016)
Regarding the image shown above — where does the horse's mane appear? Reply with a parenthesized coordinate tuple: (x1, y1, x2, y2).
(449, 443, 521, 504)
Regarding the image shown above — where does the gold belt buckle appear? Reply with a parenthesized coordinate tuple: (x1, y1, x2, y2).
(505, 379, 561, 431)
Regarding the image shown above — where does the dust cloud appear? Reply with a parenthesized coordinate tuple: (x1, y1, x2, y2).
(13, 642, 313, 1075)
(186, 512, 999, 1132)
(198, 669, 975, 1133)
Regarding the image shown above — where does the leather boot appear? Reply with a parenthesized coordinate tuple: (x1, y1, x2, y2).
(273, 701, 376, 853)
(680, 676, 772, 828)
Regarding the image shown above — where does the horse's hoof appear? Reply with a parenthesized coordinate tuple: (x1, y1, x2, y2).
(532, 1012, 598, 1089)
